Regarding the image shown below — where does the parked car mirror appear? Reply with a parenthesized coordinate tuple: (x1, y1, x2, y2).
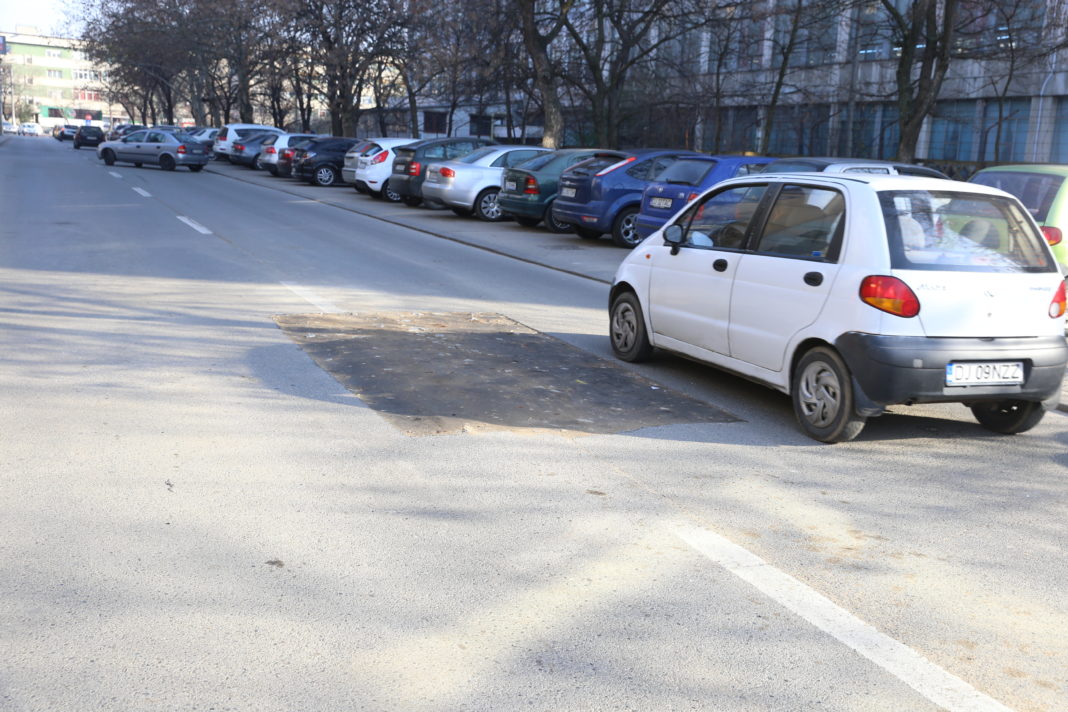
(664, 224, 683, 244)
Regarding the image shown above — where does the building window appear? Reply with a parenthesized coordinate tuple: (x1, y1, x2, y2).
(424, 111, 447, 134)
(1051, 98, 1068, 163)
(47, 69, 63, 79)
(926, 100, 976, 161)
(46, 48, 62, 58)
(470, 114, 492, 137)
(979, 98, 1030, 162)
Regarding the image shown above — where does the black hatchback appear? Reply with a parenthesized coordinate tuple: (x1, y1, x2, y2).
(73, 126, 105, 149)
(390, 137, 497, 206)
(294, 137, 360, 186)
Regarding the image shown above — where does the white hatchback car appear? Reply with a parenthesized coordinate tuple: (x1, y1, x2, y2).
(609, 174, 1067, 442)
(213, 123, 282, 160)
(343, 137, 415, 201)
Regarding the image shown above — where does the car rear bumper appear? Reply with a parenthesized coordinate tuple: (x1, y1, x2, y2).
(176, 153, 211, 166)
(498, 194, 547, 220)
(552, 200, 611, 231)
(835, 332, 1068, 414)
(342, 167, 357, 183)
(390, 175, 419, 197)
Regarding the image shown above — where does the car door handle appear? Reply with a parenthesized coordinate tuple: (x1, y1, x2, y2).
(804, 271, 824, 286)
(713, 259, 729, 272)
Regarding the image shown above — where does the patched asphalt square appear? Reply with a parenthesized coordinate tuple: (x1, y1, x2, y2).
(274, 311, 738, 436)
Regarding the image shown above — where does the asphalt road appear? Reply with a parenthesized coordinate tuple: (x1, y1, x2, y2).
(2, 134, 1067, 712)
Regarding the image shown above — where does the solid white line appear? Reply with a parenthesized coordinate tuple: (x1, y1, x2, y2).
(281, 282, 342, 313)
(671, 522, 1014, 712)
(132, 187, 152, 198)
(109, 171, 122, 178)
(176, 215, 212, 235)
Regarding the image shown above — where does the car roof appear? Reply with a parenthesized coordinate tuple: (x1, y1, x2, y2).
(713, 171, 1010, 197)
(972, 164, 1068, 178)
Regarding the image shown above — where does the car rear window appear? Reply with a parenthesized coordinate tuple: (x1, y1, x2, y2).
(969, 171, 1065, 223)
(657, 159, 717, 185)
(566, 154, 626, 176)
(880, 190, 1057, 273)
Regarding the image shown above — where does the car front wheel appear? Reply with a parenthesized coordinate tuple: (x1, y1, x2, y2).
(792, 347, 866, 443)
(970, 400, 1045, 434)
(609, 292, 654, 362)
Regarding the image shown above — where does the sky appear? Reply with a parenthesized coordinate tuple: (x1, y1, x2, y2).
(0, 0, 80, 36)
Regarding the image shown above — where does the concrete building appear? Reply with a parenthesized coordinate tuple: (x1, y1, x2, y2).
(0, 28, 123, 129)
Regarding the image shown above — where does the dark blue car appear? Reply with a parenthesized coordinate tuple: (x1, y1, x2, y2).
(634, 155, 775, 240)
(551, 148, 698, 247)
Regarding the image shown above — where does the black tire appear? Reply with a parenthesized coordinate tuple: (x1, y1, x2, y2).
(611, 206, 642, 248)
(102, 149, 116, 166)
(575, 227, 601, 240)
(159, 154, 176, 171)
(970, 400, 1045, 434)
(792, 347, 866, 443)
(515, 216, 541, 228)
(134, 162, 143, 168)
(267, 165, 278, 176)
(609, 291, 654, 362)
(545, 201, 574, 233)
(188, 165, 203, 172)
(474, 188, 504, 221)
(313, 164, 338, 186)
(451, 207, 474, 217)
(382, 179, 402, 203)
(402, 195, 423, 207)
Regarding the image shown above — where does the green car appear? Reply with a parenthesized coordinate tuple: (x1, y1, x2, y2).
(497, 148, 604, 232)
(969, 164, 1068, 270)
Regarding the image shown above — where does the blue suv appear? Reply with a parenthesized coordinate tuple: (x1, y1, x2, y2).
(634, 155, 774, 240)
(552, 149, 698, 247)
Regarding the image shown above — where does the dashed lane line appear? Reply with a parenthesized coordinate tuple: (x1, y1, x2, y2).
(176, 215, 213, 235)
(132, 187, 151, 198)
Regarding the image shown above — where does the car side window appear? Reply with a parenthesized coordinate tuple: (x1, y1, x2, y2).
(147, 132, 165, 143)
(626, 159, 652, 180)
(648, 156, 678, 180)
(672, 185, 768, 250)
(425, 144, 447, 159)
(445, 141, 474, 158)
(125, 131, 147, 142)
(753, 185, 845, 261)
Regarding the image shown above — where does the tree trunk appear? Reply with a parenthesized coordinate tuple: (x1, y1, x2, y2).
(518, 0, 565, 149)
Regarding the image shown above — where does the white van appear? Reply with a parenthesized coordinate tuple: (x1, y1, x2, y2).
(213, 123, 282, 160)
(609, 173, 1067, 442)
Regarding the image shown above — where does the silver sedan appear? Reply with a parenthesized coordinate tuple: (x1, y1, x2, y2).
(421, 145, 549, 221)
(96, 129, 212, 171)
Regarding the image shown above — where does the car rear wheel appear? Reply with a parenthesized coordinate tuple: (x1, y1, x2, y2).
(382, 180, 402, 203)
(609, 292, 654, 363)
(102, 149, 116, 166)
(402, 195, 423, 207)
(313, 165, 338, 186)
(160, 154, 177, 171)
(611, 206, 642, 248)
(474, 188, 504, 221)
(970, 400, 1045, 434)
(545, 202, 574, 234)
(792, 347, 866, 443)
(515, 216, 541, 228)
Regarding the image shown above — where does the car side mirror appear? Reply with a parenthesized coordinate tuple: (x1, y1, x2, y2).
(663, 224, 684, 255)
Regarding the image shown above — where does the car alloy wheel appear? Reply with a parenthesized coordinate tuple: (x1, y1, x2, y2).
(611, 207, 641, 248)
(475, 188, 504, 221)
(382, 179, 402, 202)
(314, 165, 337, 186)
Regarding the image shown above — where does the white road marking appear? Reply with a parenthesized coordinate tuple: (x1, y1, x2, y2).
(109, 171, 122, 178)
(176, 215, 212, 235)
(132, 187, 152, 198)
(281, 282, 342, 313)
(671, 521, 1014, 712)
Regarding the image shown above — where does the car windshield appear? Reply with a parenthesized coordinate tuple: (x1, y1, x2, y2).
(880, 190, 1056, 273)
(969, 171, 1065, 223)
(457, 147, 499, 164)
(658, 159, 717, 185)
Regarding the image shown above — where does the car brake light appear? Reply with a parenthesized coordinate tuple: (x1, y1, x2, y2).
(264, 146, 276, 154)
(859, 275, 920, 317)
(687, 192, 698, 202)
(177, 145, 187, 154)
(371, 151, 389, 164)
(1051, 281, 1067, 319)
(1041, 226, 1063, 247)
(524, 176, 539, 194)
(596, 156, 636, 176)
(282, 149, 293, 159)
(440, 166, 456, 178)
(233, 143, 243, 151)
(409, 161, 421, 176)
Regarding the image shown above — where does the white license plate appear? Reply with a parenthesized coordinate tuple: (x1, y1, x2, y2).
(504, 180, 517, 192)
(560, 186, 576, 198)
(358, 159, 368, 168)
(395, 165, 406, 173)
(945, 361, 1024, 386)
(650, 197, 673, 209)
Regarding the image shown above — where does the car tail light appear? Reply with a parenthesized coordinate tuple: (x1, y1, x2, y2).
(440, 166, 455, 178)
(371, 151, 389, 164)
(409, 161, 421, 176)
(687, 192, 699, 202)
(1041, 226, 1063, 247)
(264, 146, 276, 154)
(1051, 281, 1067, 318)
(282, 149, 294, 159)
(233, 143, 244, 151)
(177, 145, 187, 154)
(524, 176, 539, 194)
(596, 156, 636, 176)
(859, 275, 920, 317)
